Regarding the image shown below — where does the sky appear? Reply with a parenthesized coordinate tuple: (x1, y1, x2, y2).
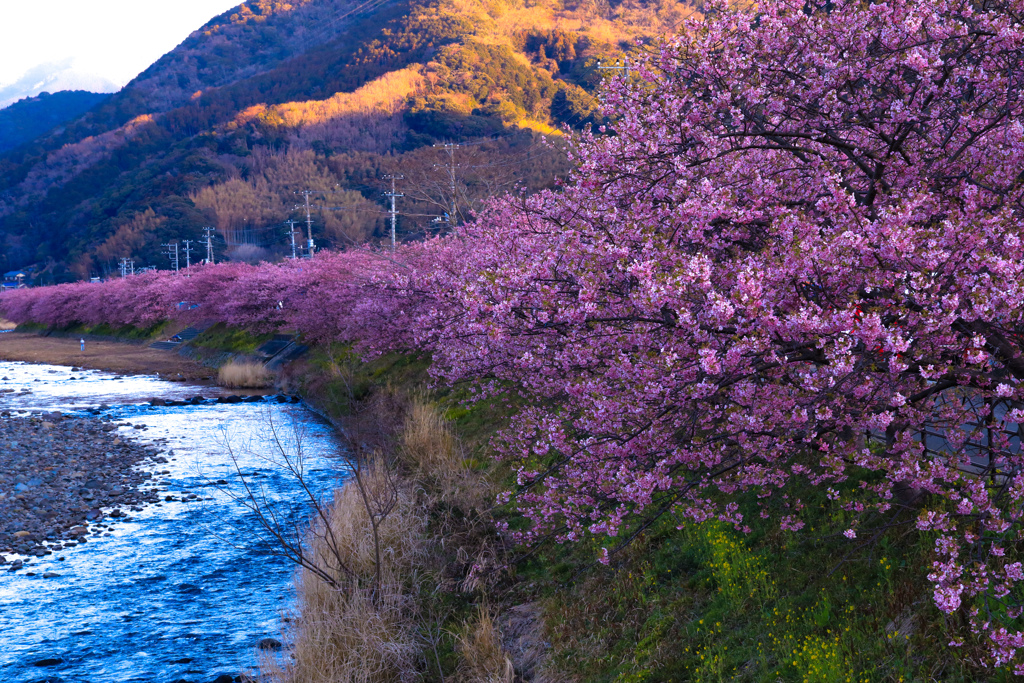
(0, 0, 244, 90)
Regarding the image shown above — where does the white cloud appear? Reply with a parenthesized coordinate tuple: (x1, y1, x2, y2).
(0, 0, 243, 89)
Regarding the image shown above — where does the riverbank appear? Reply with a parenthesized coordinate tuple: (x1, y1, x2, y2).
(0, 332, 213, 380)
(0, 412, 166, 567)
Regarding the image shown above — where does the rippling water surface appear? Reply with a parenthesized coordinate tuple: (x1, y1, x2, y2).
(0, 361, 343, 682)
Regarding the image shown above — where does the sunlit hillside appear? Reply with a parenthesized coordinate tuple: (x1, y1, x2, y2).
(0, 0, 695, 280)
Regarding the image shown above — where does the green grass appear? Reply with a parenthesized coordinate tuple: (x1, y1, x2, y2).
(15, 320, 171, 340)
(522, 483, 1017, 683)
(187, 322, 275, 353)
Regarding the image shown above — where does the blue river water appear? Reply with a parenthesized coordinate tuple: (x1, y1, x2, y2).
(0, 361, 343, 683)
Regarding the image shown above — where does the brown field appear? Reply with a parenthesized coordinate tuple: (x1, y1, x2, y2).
(0, 332, 213, 380)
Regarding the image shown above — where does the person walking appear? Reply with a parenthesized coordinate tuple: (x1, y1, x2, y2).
(80, 338, 85, 352)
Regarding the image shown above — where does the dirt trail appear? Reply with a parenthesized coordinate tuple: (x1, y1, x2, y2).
(0, 333, 213, 380)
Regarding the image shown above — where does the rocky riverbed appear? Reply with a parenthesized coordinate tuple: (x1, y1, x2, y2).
(0, 411, 167, 566)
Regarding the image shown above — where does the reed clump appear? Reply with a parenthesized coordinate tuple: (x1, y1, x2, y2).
(400, 400, 485, 511)
(265, 392, 517, 683)
(457, 606, 515, 683)
(218, 359, 274, 388)
(264, 459, 426, 683)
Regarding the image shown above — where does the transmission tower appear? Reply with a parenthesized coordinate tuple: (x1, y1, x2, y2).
(383, 174, 404, 250)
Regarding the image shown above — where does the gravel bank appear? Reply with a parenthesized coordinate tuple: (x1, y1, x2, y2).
(0, 411, 168, 568)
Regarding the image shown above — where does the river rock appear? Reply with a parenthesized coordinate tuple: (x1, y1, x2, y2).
(0, 411, 163, 556)
(31, 657, 63, 667)
(257, 637, 283, 651)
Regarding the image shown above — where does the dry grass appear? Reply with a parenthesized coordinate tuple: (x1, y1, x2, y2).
(457, 606, 515, 683)
(264, 394, 510, 682)
(316, 460, 427, 579)
(219, 359, 274, 388)
(401, 400, 487, 512)
(402, 400, 460, 478)
(264, 460, 426, 683)
(265, 576, 420, 683)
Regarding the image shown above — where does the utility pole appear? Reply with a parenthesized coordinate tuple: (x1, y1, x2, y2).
(203, 227, 215, 264)
(182, 240, 193, 272)
(162, 242, 179, 272)
(296, 190, 316, 257)
(597, 58, 631, 77)
(119, 258, 129, 279)
(597, 58, 631, 105)
(285, 220, 299, 259)
(382, 174, 404, 250)
(434, 142, 459, 225)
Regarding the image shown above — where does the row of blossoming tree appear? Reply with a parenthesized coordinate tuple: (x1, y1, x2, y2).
(5, 0, 1024, 670)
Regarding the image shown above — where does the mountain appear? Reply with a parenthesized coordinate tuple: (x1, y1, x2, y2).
(0, 91, 112, 154)
(0, 61, 119, 109)
(0, 0, 693, 280)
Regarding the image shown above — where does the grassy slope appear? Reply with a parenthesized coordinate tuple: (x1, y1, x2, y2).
(293, 345, 1010, 683)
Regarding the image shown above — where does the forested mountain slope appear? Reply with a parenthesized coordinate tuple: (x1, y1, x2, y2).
(0, 0, 694, 280)
(0, 91, 111, 154)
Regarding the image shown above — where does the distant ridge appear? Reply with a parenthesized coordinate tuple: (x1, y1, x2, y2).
(0, 61, 119, 109)
(0, 91, 112, 153)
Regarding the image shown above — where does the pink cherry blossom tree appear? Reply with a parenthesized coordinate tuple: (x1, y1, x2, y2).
(404, 0, 1024, 668)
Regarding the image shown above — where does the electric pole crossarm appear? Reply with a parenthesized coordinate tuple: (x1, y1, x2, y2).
(162, 242, 180, 272)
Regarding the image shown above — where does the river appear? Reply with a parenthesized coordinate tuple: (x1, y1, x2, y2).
(0, 360, 342, 683)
